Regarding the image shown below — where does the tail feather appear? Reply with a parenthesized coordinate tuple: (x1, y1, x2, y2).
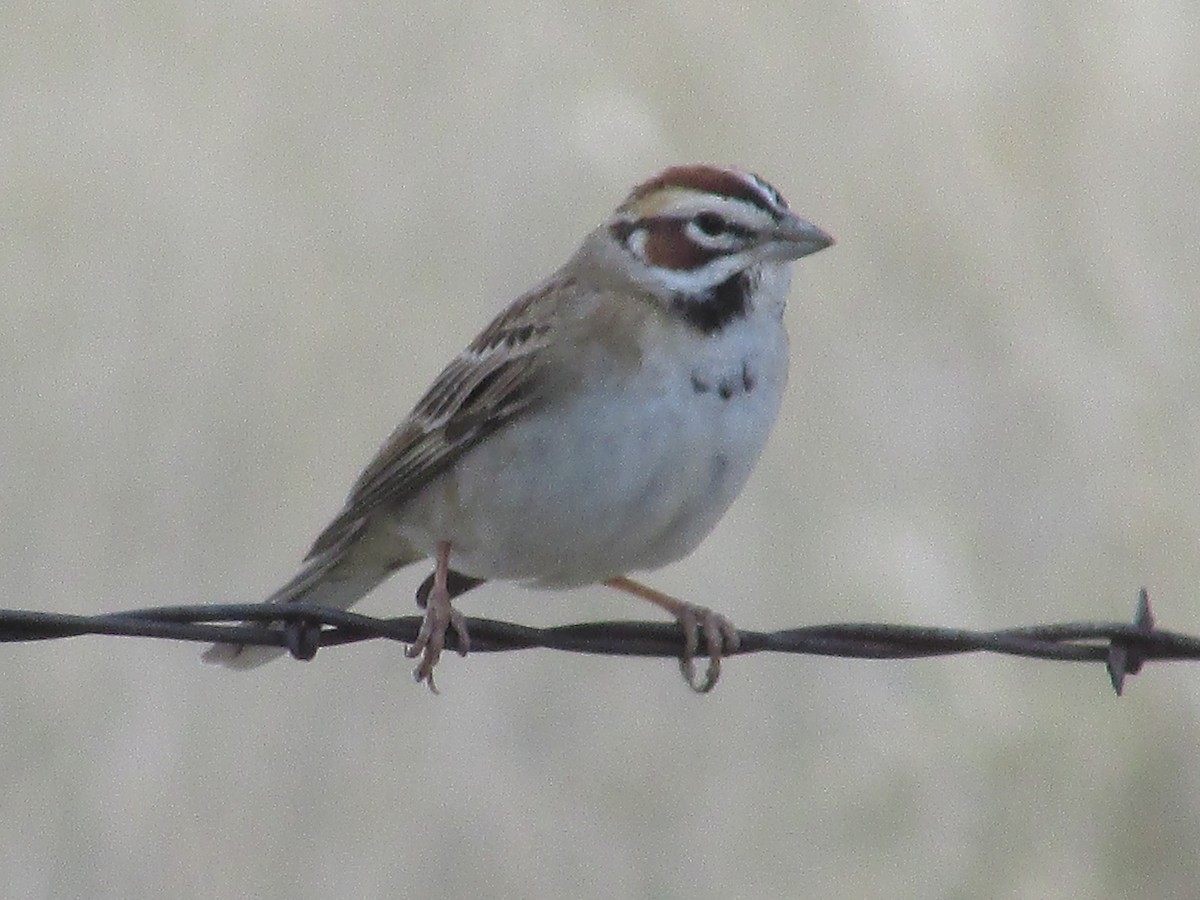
(203, 532, 421, 670)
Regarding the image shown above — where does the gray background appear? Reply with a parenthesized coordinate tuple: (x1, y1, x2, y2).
(3, 4, 1199, 898)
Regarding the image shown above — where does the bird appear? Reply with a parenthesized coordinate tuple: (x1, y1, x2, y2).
(203, 164, 833, 692)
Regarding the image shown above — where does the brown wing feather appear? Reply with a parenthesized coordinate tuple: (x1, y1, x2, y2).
(304, 279, 561, 561)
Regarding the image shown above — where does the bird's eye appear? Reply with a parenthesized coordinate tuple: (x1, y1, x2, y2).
(693, 213, 728, 236)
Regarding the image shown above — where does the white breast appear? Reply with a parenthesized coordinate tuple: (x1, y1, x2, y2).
(395, 273, 791, 588)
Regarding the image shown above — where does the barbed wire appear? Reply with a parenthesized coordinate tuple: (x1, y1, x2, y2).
(1, 588, 1194, 694)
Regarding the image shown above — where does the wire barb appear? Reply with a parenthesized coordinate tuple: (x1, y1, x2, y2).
(1106, 588, 1155, 696)
(1, 589, 1194, 695)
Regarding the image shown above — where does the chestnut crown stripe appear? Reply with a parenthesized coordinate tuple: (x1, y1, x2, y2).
(622, 165, 789, 218)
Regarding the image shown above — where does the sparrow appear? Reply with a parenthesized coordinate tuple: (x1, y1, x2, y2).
(203, 164, 834, 691)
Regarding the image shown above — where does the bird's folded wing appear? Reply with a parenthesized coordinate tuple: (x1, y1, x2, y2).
(304, 282, 560, 561)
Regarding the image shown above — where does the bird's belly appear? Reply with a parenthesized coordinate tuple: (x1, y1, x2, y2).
(396, 334, 787, 586)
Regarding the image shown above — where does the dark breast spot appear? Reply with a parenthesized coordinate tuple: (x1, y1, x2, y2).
(690, 358, 756, 402)
(672, 271, 752, 335)
(709, 453, 730, 482)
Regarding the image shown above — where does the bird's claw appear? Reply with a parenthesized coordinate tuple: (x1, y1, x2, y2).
(406, 591, 470, 693)
(673, 603, 740, 693)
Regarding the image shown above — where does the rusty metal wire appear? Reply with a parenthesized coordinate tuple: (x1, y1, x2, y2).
(1, 588, 1192, 695)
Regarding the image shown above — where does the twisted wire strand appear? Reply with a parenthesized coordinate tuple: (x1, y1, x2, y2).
(1, 589, 1188, 694)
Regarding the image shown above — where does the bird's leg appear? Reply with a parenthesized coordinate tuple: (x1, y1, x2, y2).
(407, 540, 470, 692)
(415, 569, 485, 608)
(604, 576, 740, 693)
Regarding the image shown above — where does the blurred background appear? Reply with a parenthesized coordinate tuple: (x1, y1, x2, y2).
(3, 3, 1199, 898)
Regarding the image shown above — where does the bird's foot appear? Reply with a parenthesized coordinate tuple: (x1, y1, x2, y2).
(603, 576, 740, 692)
(671, 601, 740, 693)
(406, 590, 470, 693)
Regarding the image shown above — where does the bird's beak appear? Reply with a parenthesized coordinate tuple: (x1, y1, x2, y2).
(771, 213, 835, 260)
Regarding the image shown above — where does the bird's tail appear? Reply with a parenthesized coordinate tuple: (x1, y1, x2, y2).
(202, 527, 421, 670)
